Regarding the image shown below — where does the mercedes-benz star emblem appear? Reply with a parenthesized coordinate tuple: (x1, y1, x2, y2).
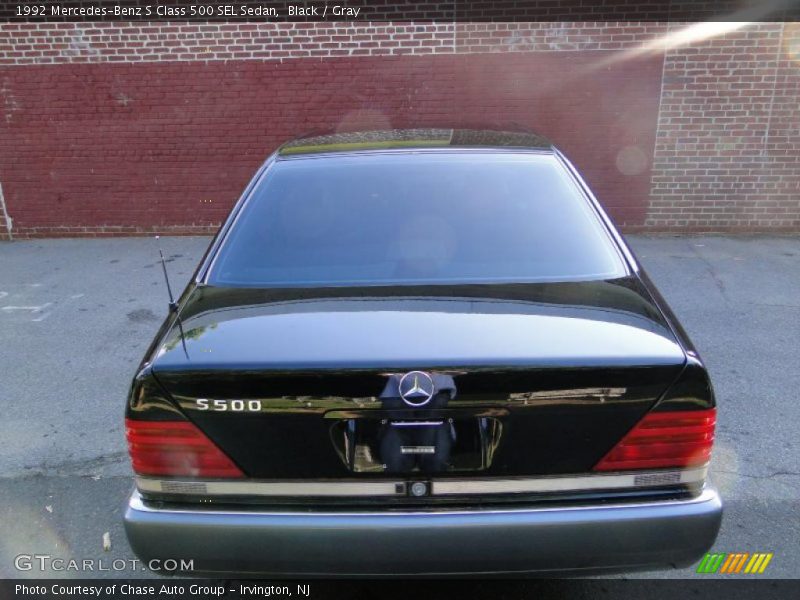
(398, 371, 435, 407)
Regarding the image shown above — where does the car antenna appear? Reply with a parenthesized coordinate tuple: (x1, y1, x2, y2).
(156, 235, 178, 312)
(156, 236, 189, 359)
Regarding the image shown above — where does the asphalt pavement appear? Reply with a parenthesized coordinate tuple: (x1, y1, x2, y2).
(0, 235, 798, 580)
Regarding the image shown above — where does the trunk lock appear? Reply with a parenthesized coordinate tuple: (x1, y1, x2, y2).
(409, 481, 429, 497)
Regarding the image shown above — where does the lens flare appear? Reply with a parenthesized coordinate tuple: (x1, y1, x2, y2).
(784, 22, 800, 63)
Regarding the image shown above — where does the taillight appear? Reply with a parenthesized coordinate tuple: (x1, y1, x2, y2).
(125, 419, 244, 478)
(593, 408, 716, 471)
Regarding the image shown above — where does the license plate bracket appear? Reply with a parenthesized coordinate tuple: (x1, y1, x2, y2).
(329, 415, 503, 474)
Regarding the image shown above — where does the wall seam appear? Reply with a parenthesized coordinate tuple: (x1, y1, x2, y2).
(761, 22, 784, 157)
(0, 181, 12, 241)
(646, 22, 673, 227)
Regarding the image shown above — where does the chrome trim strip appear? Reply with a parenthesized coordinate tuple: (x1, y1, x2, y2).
(136, 477, 400, 497)
(128, 485, 719, 517)
(135, 466, 706, 499)
(433, 466, 706, 495)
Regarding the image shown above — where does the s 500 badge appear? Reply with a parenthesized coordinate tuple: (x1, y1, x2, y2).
(195, 399, 263, 412)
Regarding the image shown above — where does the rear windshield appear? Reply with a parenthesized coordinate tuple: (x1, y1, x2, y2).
(208, 152, 626, 287)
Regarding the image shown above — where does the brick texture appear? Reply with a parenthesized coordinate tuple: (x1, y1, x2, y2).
(647, 22, 800, 231)
(0, 20, 798, 238)
(0, 22, 457, 64)
(455, 22, 667, 53)
(0, 51, 662, 238)
(0, 21, 668, 65)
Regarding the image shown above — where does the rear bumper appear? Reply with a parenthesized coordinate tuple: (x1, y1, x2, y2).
(124, 486, 722, 576)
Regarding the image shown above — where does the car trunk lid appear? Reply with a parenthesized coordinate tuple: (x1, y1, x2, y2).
(148, 280, 686, 481)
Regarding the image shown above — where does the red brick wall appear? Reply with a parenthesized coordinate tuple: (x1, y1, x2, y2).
(0, 20, 797, 239)
(647, 23, 800, 231)
(0, 21, 670, 65)
(0, 22, 459, 63)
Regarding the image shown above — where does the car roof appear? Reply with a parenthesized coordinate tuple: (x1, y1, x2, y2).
(277, 128, 554, 157)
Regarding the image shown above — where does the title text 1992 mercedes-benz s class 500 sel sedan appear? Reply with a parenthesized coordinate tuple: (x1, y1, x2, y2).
(124, 129, 721, 576)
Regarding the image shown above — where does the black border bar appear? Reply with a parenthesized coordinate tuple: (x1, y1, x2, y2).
(1, 0, 799, 22)
(2, 579, 799, 600)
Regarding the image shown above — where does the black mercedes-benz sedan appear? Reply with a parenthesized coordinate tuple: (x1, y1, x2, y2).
(124, 129, 721, 576)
